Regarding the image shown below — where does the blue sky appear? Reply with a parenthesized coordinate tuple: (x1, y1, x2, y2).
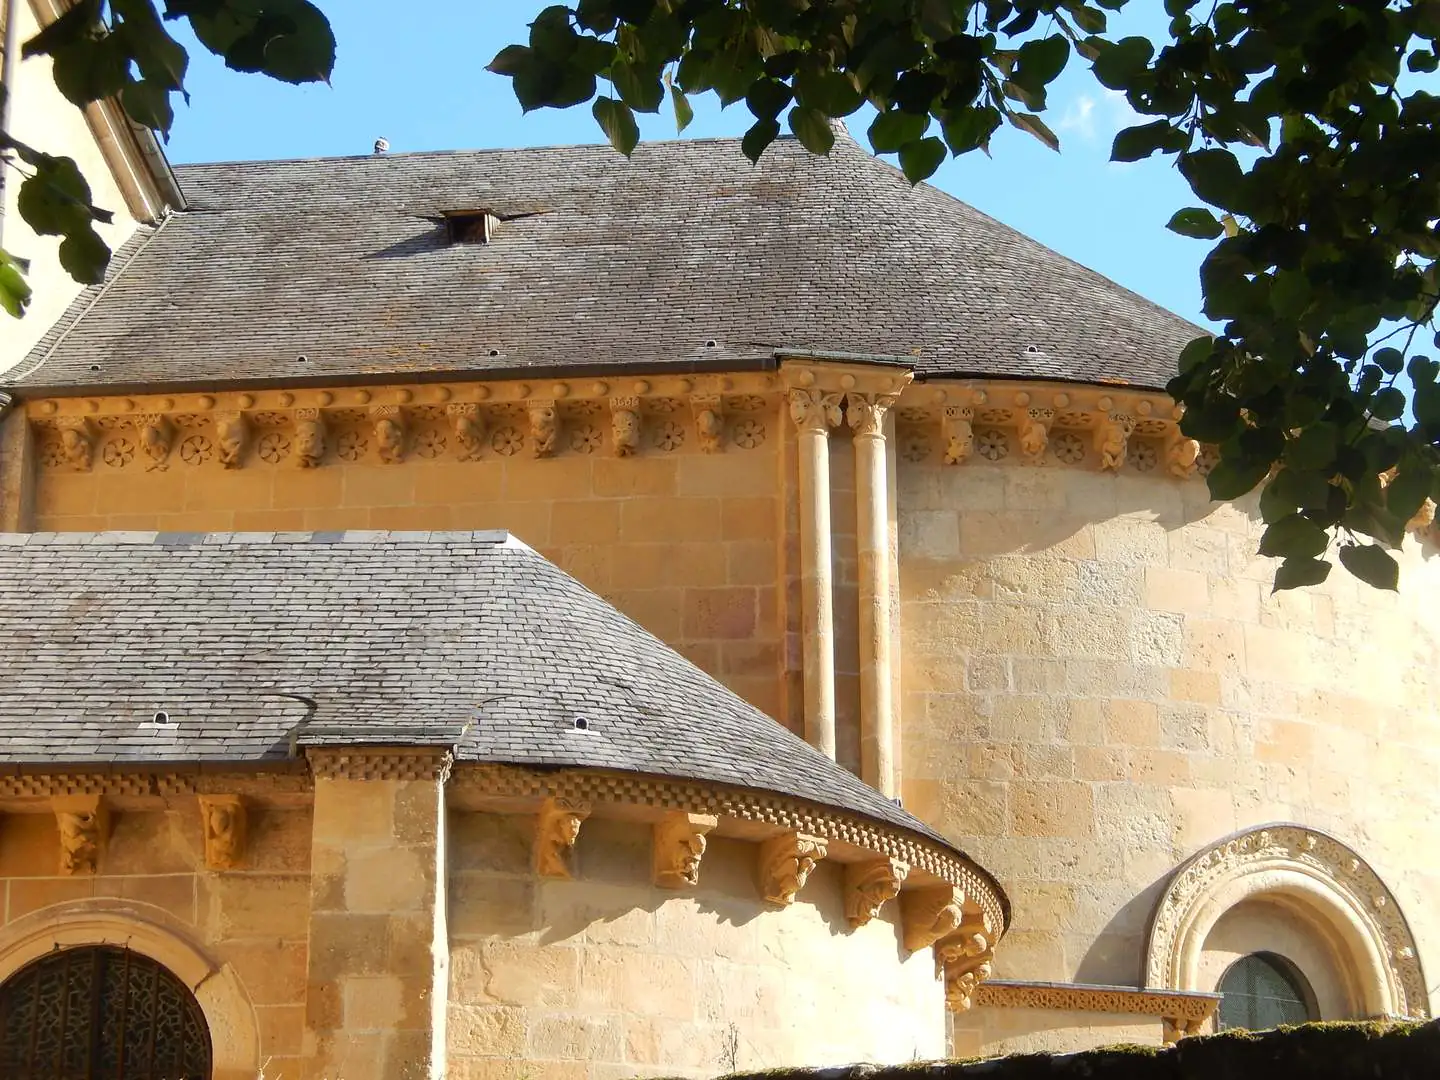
(162, 1, 1214, 328)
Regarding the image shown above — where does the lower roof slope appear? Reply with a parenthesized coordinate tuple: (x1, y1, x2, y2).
(12, 132, 1200, 393)
(0, 529, 945, 849)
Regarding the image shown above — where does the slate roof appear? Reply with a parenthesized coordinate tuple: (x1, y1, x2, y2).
(10, 131, 1201, 393)
(0, 529, 959, 852)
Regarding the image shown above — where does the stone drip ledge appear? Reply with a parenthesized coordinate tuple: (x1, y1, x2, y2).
(685, 1020, 1438, 1080)
(973, 981, 1222, 1043)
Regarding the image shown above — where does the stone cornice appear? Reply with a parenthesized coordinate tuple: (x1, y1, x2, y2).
(975, 980, 1221, 1026)
(446, 761, 1008, 937)
(780, 359, 913, 397)
(307, 747, 454, 782)
(0, 765, 310, 800)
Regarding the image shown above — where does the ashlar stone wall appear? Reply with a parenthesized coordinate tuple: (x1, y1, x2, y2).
(896, 455, 1440, 1051)
(447, 813, 944, 1080)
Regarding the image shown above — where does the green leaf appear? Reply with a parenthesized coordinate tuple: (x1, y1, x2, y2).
(1008, 111, 1059, 152)
(868, 109, 928, 154)
(1016, 35, 1070, 86)
(1178, 148, 1247, 211)
(1272, 557, 1332, 592)
(20, 0, 101, 59)
(1092, 35, 1153, 90)
(1166, 207, 1224, 239)
(898, 136, 946, 184)
(741, 117, 780, 164)
(16, 156, 100, 236)
(57, 226, 111, 285)
(1370, 387, 1406, 421)
(592, 96, 639, 156)
(187, 0, 335, 85)
(488, 44, 533, 76)
(670, 84, 693, 133)
(1338, 544, 1399, 591)
(745, 76, 793, 120)
(1257, 513, 1329, 560)
(788, 106, 834, 155)
(1072, 7, 1107, 34)
(1386, 463, 1432, 522)
(0, 249, 32, 318)
(1285, 424, 1339, 472)
(611, 59, 664, 112)
(1206, 455, 1271, 500)
(1374, 347, 1404, 376)
(1112, 119, 1186, 162)
(941, 105, 1001, 155)
(120, 79, 175, 134)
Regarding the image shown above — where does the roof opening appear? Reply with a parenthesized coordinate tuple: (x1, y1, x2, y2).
(443, 210, 500, 245)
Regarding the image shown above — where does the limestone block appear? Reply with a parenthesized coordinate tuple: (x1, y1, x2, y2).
(1010, 782, 1095, 839)
(446, 1003, 528, 1057)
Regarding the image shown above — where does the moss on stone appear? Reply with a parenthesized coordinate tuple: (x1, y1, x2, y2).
(698, 1020, 1438, 1080)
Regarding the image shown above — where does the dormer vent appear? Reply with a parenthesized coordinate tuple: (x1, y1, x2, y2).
(444, 210, 500, 245)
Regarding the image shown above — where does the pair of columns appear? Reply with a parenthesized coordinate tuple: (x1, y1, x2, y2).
(786, 364, 910, 798)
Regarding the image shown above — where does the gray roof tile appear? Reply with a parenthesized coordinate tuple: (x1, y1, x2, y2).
(11, 133, 1200, 393)
(0, 529, 956, 853)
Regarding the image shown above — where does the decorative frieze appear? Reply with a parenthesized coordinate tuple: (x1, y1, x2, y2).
(935, 915, 994, 1012)
(198, 793, 247, 870)
(52, 794, 109, 875)
(973, 980, 1221, 1043)
(758, 830, 827, 905)
(844, 857, 909, 927)
(651, 811, 719, 889)
(534, 796, 591, 879)
(900, 885, 965, 951)
(306, 747, 454, 782)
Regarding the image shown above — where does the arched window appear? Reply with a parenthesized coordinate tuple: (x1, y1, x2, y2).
(0, 945, 211, 1079)
(1217, 952, 1317, 1031)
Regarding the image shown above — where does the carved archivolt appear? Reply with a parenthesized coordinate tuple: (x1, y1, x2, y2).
(198, 794, 247, 870)
(534, 796, 591, 879)
(844, 857, 908, 928)
(651, 811, 718, 889)
(52, 795, 109, 875)
(758, 831, 827, 905)
(1146, 824, 1429, 1019)
(934, 914, 993, 1012)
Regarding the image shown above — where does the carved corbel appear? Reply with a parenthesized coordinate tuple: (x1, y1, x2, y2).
(691, 395, 724, 453)
(1017, 407, 1054, 462)
(371, 405, 407, 463)
(1165, 428, 1201, 479)
(757, 831, 827, 905)
(528, 399, 558, 457)
(534, 796, 591, 879)
(651, 811, 719, 889)
(137, 414, 173, 467)
(56, 417, 95, 471)
(942, 406, 974, 465)
(52, 795, 109, 875)
(900, 885, 965, 951)
(844, 857, 909, 927)
(787, 388, 843, 434)
(846, 392, 899, 439)
(198, 794, 247, 870)
(448, 403, 485, 460)
(611, 396, 641, 457)
(1094, 412, 1134, 472)
(215, 412, 249, 469)
(1407, 498, 1436, 536)
(935, 917, 994, 1012)
(1163, 1016, 1204, 1044)
(293, 408, 326, 468)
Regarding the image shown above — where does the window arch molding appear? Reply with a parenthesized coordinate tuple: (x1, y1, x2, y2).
(1144, 824, 1428, 1020)
(0, 898, 260, 1080)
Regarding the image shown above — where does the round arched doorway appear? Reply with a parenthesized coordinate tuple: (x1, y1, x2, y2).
(0, 945, 211, 1079)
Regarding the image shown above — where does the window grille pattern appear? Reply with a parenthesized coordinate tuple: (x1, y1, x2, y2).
(0, 946, 210, 1079)
(1217, 952, 1316, 1031)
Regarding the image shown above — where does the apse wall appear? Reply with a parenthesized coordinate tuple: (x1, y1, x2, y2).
(895, 455, 1440, 1050)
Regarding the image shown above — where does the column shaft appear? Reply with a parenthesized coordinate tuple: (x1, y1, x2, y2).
(790, 389, 841, 760)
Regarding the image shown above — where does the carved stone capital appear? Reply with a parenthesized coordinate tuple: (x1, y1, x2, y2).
(652, 811, 719, 889)
(56, 417, 95, 471)
(528, 399, 558, 457)
(610, 396, 641, 457)
(52, 795, 109, 875)
(900, 885, 965, 951)
(844, 857, 909, 927)
(1095, 412, 1134, 472)
(137, 415, 173, 467)
(214, 412, 249, 469)
(788, 388, 843, 435)
(691, 395, 724, 454)
(198, 794, 247, 870)
(758, 831, 827, 905)
(370, 405, 406, 463)
(294, 408, 326, 469)
(1018, 407, 1054, 462)
(941, 406, 974, 466)
(935, 918, 994, 1012)
(535, 796, 591, 879)
(448, 403, 485, 461)
(846, 392, 899, 439)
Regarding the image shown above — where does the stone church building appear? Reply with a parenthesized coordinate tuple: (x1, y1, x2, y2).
(0, 4, 1436, 1078)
